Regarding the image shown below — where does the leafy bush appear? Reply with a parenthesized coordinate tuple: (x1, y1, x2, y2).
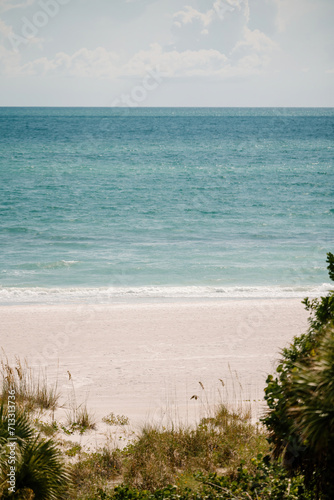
(262, 252, 334, 499)
(84, 454, 310, 499)
(285, 326, 334, 497)
(196, 454, 311, 499)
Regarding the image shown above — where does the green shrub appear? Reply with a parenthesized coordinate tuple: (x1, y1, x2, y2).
(102, 413, 130, 426)
(34, 419, 59, 437)
(262, 252, 334, 499)
(285, 326, 334, 497)
(83, 455, 311, 499)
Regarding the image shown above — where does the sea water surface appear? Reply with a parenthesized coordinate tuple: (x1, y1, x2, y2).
(0, 107, 333, 304)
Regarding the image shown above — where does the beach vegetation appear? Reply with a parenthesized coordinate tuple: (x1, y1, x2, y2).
(0, 364, 308, 500)
(65, 443, 82, 457)
(34, 418, 59, 437)
(70, 446, 123, 499)
(0, 354, 59, 413)
(80, 455, 310, 499)
(66, 403, 269, 499)
(263, 252, 334, 499)
(285, 326, 334, 497)
(120, 404, 268, 491)
(102, 413, 130, 426)
(0, 403, 70, 500)
(65, 403, 97, 434)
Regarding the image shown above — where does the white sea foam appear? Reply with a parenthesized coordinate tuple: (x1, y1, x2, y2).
(0, 283, 331, 305)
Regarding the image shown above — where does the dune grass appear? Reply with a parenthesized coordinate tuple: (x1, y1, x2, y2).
(0, 352, 60, 412)
(65, 403, 97, 433)
(121, 404, 268, 491)
(70, 446, 123, 498)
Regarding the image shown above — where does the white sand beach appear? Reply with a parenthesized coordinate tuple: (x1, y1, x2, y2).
(0, 299, 309, 426)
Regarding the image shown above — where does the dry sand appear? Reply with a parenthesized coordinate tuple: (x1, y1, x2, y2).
(0, 299, 309, 426)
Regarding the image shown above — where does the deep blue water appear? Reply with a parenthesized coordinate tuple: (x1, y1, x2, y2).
(0, 107, 333, 303)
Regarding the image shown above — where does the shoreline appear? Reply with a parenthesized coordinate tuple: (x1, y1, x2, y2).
(0, 282, 330, 307)
(0, 295, 315, 307)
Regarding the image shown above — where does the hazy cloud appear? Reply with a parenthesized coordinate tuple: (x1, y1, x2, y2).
(173, 0, 246, 33)
(19, 47, 120, 77)
(0, 0, 37, 13)
(233, 27, 278, 53)
(173, 5, 215, 30)
(0, 44, 21, 75)
(125, 43, 228, 77)
(2, 40, 275, 80)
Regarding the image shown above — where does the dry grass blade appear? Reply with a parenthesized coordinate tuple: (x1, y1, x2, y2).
(0, 352, 59, 412)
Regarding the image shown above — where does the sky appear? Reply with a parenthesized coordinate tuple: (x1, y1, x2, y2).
(0, 0, 333, 106)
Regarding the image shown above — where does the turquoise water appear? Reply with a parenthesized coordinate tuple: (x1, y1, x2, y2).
(0, 107, 333, 303)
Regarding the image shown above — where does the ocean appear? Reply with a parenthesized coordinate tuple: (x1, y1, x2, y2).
(0, 107, 333, 304)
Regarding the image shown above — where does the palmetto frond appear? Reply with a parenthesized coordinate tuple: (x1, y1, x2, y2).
(289, 327, 334, 456)
(0, 404, 70, 499)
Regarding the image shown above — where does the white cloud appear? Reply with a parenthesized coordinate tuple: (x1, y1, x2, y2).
(17, 47, 120, 77)
(236, 52, 270, 73)
(213, 0, 247, 18)
(1, 43, 230, 79)
(173, 5, 215, 29)
(173, 0, 247, 32)
(124, 41, 277, 79)
(0, 0, 37, 12)
(0, 19, 22, 72)
(0, 44, 21, 75)
(124, 43, 229, 77)
(233, 27, 278, 53)
(0, 38, 278, 80)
